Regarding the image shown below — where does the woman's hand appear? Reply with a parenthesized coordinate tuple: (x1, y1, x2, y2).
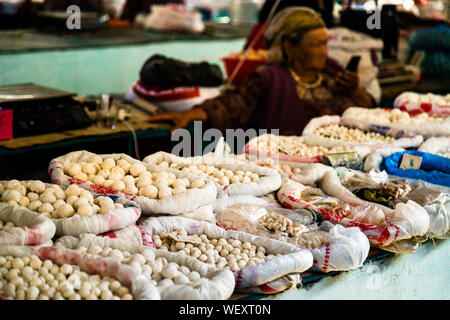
(336, 70, 359, 91)
(335, 70, 375, 107)
(147, 108, 208, 134)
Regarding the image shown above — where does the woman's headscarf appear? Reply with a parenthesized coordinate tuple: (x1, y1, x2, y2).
(264, 7, 326, 63)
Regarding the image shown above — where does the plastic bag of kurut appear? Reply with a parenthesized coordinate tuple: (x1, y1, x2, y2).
(216, 204, 370, 273)
(301, 115, 423, 150)
(277, 178, 430, 253)
(139, 216, 313, 294)
(216, 204, 318, 246)
(335, 167, 450, 240)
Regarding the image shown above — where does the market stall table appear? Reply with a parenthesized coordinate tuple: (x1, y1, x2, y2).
(0, 106, 172, 181)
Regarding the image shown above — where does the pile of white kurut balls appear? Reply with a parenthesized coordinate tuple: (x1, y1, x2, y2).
(156, 161, 260, 186)
(0, 255, 133, 300)
(258, 213, 309, 238)
(350, 108, 443, 125)
(314, 124, 395, 144)
(75, 245, 202, 289)
(63, 156, 206, 199)
(153, 229, 276, 271)
(255, 135, 348, 158)
(0, 180, 119, 219)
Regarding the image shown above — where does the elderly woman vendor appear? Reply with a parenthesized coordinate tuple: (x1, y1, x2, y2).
(149, 7, 376, 135)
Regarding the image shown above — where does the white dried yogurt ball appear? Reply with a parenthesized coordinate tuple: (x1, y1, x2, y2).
(129, 163, 146, 177)
(29, 181, 46, 194)
(65, 185, 81, 197)
(101, 158, 116, 171)
(139, 185, 158, 199)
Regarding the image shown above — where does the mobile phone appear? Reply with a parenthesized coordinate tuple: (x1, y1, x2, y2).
(346, 56, 361, 72)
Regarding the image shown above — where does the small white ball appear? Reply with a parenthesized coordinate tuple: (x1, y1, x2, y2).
(53, 199, 66, 210)
(191, 179, 205, 189)
(112, 180, 125, 192)
(65, 185, 81, 197)
(39, 192, 56, 204)
(158, 187, 172, 199)
(18, 196, 30, 208)
(98, 169, 111, 179)
(56, 204, 75, 218)
(6, 189, 21, 202)
(88, 155, 103, 165)
(109, 171, 123, 181)
(124, 185, 138, 195)
(65, 195, 79, 206)
(28, 200, 43, 211)
(38, 203, 54, 214)
(103, 180, 114, 188)
(172, 186, 186, 195)
(129, 163, 146, 177)
(27, 192, 39, 201)
(29, 181, 46, 194)
(68, 163, 82, 177)
(73, 197, 88, 209)
(139, 185, 158, 199)
(81, 162, 96, 175)
(101, 158, 116, 171)
(122, 175, 135, 186)
(92, 175, 106, 186)
(6, 179, 21, 190)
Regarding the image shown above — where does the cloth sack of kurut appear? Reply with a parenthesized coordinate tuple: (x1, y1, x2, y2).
(143, 139, 282, 198)
(418, 136, 450, 157)
(244, 133, 372, 165)
(283, 162, 366, 206)
(0, 204, 55, 246)
(49, 150, 217, 216)
(53, 194, 141, 237)
(335, 167, 450, 241)
(0, 180, 141, 237)
(216, 203, 369, 272)
(0, 245, 160, 300)
(215, 203, 318, 246)
(342, 107, 450, 138)
(139, 216, 313, 294)
(277, 178, 430, 253)
(310, 221, 370, 273)
(394, 91, 450, 117)
(301, 115, 423, 150)
(55, 234, 235, 300)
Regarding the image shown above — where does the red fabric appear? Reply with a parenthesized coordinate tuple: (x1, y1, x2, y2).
(133, 81, 200, 102)
(0, 109, 13, 140)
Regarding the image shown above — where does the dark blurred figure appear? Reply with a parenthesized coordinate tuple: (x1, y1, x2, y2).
(121, 0, 184, 22)
(244, 0, 335, 50)
(41, 0, 104, 12)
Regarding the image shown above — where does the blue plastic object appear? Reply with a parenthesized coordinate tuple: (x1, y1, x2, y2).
(383, 150, 450, 188)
